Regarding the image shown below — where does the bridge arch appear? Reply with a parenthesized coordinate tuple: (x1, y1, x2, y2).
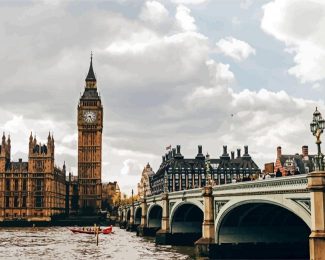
(126, 208, 131, 222)
(215, 199, 310, 257)
(120, 210, 124, 221)
(147, 204, 162, 228)
(134, 206, 142, 225)
(170, 201, 204, 245)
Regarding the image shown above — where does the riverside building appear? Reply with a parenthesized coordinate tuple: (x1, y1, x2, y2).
(0, 133, 66, 222)
(150, 145, 261, 195)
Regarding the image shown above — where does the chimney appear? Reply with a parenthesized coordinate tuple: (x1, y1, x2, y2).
(172, 148, 176, 158)
(176, 145, 181, 155)
(198, 145, 202, 154)
(244, 145, 249, 155)
(302, 145, 308, 157)
(237, 149, 241, 158)
(223, 145, 228, 155)
(231, 151, 235, 160)
(19, 158, 22, 163)
(277, 146, 282, 158)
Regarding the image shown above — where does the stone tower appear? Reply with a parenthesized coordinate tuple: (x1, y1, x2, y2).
(77, 55, 103, 215)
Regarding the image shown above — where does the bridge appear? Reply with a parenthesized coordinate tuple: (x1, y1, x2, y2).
(118, 172, 325, 259)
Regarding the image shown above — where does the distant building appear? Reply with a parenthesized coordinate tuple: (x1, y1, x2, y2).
(150, 145, 261, 195)
(264, 162, 275, 175)
(137, 163, 154, 198)
(274, 146, 315, 176)
(0, 133, 66, 222)
(66, 173, 79, 216)
(102, 181, 121, 211)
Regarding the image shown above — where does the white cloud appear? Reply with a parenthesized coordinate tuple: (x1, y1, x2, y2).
(175, 5, 197, 31)
(139, 1, 169, 26)
(261, 0, 325, 83)
(216, 36, 256, 61)
(121, 159, 142, 175)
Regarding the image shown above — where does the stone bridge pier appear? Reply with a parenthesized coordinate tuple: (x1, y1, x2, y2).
(118, 207, 127, 229)
(308, 171, 325, 260)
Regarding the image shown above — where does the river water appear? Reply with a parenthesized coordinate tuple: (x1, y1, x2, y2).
(0, 226, 195, 260)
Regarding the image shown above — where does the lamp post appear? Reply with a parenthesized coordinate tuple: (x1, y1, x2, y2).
(205, 153, 212, 186)
(310, 107, 325, 171)
(131, 189, 134, 206)
(164, 171, 169, 193)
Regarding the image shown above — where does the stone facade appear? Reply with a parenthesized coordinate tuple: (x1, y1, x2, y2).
(77, 56, 103, 214)
(137, 163, 154, 198)
(0, 133, 66, 222)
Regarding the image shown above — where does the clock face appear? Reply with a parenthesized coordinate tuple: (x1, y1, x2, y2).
(83, 111, 97, 123)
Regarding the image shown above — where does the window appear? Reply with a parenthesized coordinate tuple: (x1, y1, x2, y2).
(14, 197, 18, 208)
(35, 197, 43, 208)
(22, 180, 27, 191)
(22, 196, 26, 208)
(14, 180, 18, 191)
(6, 179, 10, 191)
(5, 197, 9, 207)
(36, 179, 43, 191)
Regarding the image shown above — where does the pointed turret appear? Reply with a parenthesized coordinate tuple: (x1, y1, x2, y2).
(85, 52, 96, 88)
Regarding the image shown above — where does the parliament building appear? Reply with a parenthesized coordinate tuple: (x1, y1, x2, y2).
(0, 133, 66, 222)
(0, 56, 116, 223)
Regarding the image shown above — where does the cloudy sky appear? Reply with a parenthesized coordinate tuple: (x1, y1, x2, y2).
(0, 0, 324, 195)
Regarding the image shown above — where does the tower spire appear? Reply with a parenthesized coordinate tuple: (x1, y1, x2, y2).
(85, 52, 96, 88)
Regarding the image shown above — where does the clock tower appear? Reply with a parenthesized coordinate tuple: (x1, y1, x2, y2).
(77, 55, 103, 215)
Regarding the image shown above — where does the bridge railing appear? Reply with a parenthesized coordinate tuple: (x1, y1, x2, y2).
(213, 174, 308, 195)
(120, 174, 308, 209)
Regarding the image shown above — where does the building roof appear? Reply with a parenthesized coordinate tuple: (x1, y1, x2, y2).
(278, 154, 315, 174)
(151, 145, 261, 182)
(80, 88, 100, 100)
(85, 54, 96, 82)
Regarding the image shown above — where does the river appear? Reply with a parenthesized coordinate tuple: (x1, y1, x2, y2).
(0, 226, 195, 259)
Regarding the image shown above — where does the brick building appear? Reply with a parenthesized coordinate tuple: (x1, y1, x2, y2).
(0, 133, 66, 222)
(274, 146, 315, 176)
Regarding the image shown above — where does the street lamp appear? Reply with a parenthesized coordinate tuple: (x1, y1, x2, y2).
(310, 107, 325, 171)
(131, 189, 134, 205)
(164, 170, 169, 193)
(205, 153, 212, 186)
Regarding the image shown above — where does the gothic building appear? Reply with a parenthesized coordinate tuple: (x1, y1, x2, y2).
(150, 145, 261, 195)
(137, 163, 155, 198)
(77, 55, 103, 214)
(0, 133, 66, 222)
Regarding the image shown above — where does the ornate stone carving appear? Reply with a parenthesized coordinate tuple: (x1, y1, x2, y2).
(291, 198, 311, 213)
(215, 200, 229, 216)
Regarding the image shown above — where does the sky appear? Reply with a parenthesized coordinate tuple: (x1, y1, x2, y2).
(0, 0, 324, 195)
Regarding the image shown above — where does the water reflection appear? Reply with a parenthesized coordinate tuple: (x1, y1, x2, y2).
(0, 227, 195, 260)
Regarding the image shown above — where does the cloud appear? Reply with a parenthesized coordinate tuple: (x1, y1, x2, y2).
(139, 1, 170, 26)
(261, 0, 325, 83)
(216, 37, 256, 62)
(121, 159, 142, 175)
(0, 0, 323, 196)
(175, 5, 197, 31)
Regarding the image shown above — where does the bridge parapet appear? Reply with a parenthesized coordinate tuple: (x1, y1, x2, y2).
(213, 174, 308, 196)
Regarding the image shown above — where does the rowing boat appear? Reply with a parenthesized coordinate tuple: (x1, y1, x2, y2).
(69, 225, 113, 235)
